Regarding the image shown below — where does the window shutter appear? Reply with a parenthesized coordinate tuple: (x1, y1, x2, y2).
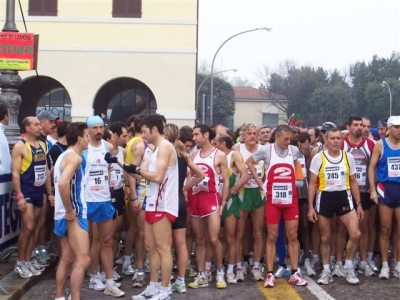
(43, 0, 57, 16)
(29, 0, 42, 16)
(113, 0, 126, 17)
(128, 0, 141, 18)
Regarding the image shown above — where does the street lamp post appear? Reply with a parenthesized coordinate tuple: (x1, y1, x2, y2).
(382, 81, 393, 116)
(209, 27, 271, 125)
(196, 68, 237, 103)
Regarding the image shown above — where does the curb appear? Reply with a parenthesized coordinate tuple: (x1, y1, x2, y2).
(0, 259, 57, 300)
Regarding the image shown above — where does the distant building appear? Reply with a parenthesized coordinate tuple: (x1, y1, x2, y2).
(233, 86, 288, 129)
(3, 0, 198, 127)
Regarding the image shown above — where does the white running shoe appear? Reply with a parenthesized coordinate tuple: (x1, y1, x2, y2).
(27, 263, 42, 276)
(317, 270, 333, 285)
(132, 285, 159, 299)
(14, 263, 32, 279)
(226, 271, 237, 284)
(89, 275, 105, 291)
(122, 264, 135, 276)
(103, 283, 125, 297)
(367, 258, 379, 272)
(132, 270, 146, 288)
(393, 265, 400, 278)
(379, 267, 390, 279)
(264, 273, 276, 288)
(331, 263, 343, 277)
(343, 267, 359, 285)
(236, 268, 244, 282)
(252, 268, 264, 281)
(310, 256, 321, 271)
(274, 266, 290, 278)
(288, 270, 308, 286)
(304, 259, 316, 276)
(358, 263, 375, 277)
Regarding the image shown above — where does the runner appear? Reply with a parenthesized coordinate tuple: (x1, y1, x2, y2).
(54, 122, 90, 300)
(308, 127, 363, 285)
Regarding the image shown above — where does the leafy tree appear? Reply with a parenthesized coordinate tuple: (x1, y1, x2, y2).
(230, 76, 255, 87)
(197, 74, 235, 126)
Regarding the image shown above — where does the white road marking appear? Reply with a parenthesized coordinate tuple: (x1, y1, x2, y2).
(303, 275, 336, 300)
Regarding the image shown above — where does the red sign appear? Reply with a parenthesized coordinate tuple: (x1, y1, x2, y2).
(0, 32, 36, 70)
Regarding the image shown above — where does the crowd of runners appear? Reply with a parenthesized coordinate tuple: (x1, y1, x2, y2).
(1, 103, 399, 300)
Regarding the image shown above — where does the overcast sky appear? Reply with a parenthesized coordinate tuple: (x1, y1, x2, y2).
(198, 0, 400, 86)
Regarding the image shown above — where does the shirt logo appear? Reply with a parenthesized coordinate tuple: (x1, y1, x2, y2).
(273, 167, 292, 179)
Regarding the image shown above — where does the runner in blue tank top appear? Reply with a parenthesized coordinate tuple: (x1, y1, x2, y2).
(369, 115, 400, 279)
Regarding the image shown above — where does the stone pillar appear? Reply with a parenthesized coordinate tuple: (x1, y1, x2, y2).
(1, 0, 22, 149)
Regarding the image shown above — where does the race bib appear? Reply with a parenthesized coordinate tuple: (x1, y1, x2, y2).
(324, 166, 342, 186)
(89, 170, 107, 192)
(355, 165, 366, 186)
(192, 176, 210, 194)
(146, 179, 152, 197)
(109, 168, 118, 188)
(272, 183, 292, 205)
(34, 165, 46, 186)
(388, 157, 400, 177)
(248, 164, 262, 180)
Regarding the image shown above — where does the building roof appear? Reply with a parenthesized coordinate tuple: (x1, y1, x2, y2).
(233, 86, 287, 101)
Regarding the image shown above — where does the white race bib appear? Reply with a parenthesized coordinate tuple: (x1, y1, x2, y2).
(355, 165, 366, 186)
(89, 170, 107, 192)
(34, 165, 46, 186)
(324, 166, 341, 186)
(192, 176, 210, 194)
(388, 157, 400, 177)
(272, 183, 292, 205)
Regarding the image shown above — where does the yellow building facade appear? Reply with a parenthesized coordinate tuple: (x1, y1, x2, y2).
(0, 0, 198, 126)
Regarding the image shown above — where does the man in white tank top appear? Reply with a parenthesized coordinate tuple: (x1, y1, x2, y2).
(54, 122, 90, 300)
(83, 116, 125, 297)
(232, 123, 266, 282)
(106, 114, 179, 300)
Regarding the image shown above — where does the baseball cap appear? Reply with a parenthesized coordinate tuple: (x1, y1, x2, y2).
(290, 126, 300, 132)
(387, 116, 400, 127)
(37, 110, 59, 121)
(321, 122, 336, 131)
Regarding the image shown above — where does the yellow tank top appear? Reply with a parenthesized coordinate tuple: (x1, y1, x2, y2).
(318, 151, 350, 191)
(125, 136, 143, 164)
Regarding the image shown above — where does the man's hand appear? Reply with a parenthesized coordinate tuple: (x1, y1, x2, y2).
(47, 194, 55, 207)
(219, 202, 225, 216)
(370, 190, 378, 205)
(131, 199, 141, 213)
(104, 153, 118, 164)
(307, 208, 318, 223)
(357, 205, 364, 221)
(65, 209, 77, 221)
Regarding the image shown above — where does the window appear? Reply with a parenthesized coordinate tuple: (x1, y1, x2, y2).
(113, 0, 141, 18)
(29, 0, 57, 16)
(262, 113, 278, 127)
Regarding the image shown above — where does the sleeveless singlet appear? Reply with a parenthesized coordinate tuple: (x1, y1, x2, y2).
(110, 146, 124, 190)
(377, 138, 400, 184)
(317, 150, 350, 191)
(239, 143, 264, 189)
(192, 148, 220, 195)
(145, 140, 179, 217)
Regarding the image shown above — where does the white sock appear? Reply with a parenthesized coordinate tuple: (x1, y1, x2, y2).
(344, 260, 353, 269)
(149, 281, 159, 292)
(227, 264, 234, 273)
(396, 261, 400, 269)
(254, 262, 260, 269)
(187, 260, 191, 266)
(176, 277, 185, 284)
(323, 264, 330, 272)
(55, 297, 66, 300)
(305, 258, 310, 263)
(106, 279, 114, 286)
(124, 255, 130, 265)
(313, 254, 319, 260)
(382, 261, 389, 268)
(367, 252, 373, 261)
(329, 255, 335, 262)
(360, 261, 367, 267)
(337, 261, 343, 266)
(236, 262, 242, 269)
(205, 262, 212, 271)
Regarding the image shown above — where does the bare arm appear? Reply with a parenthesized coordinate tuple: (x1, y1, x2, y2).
(45, 166, 54, 207)
(183, 158, 205, 192)
(307, 172, 318, 223)
(368, 140, 382, 204)
(217, 151, 230, 208)
(59, 154, 82, 220)
(246, 155, 263, 190)
(350, 174, 363, 221)
(231, 151, 249, 194)
(11, 142, 24, 195)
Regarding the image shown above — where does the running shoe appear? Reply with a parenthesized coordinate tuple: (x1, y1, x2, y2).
(216, 272, 227, 289)
(30, 259, 45, 271)
(89, 275, 105, 291)
(235, 268, 245, 282)
(379, 266, 390, 279)
(122, 264, 135, 276)
(304, 259, 316, 276)
(103, 283, 125, 297)
(186, 266, 198, 277)
(393, 265, 400, 278)
(274, 266, 290, 278)
(367, 258, 379, 272)
(310, 256, 321, 271)
(226, 271, 237, 284)
(317, 270, 333, 285)
(171, 281, 186, 293)
(132, 270, 146, 288)
(288, 271, 308, 286)
(113, 267, 122, 281)
(27, 263, 42, 276)
(14, 263, 33, 279)
(252, 268, 264, 281)
(358, 263, 375, 277)
(331, 263, 343, 277)
(205, 269, 212, 282)
(188, 275, 209, 288)
(132, 285, 159, 300)
(343, 267, 359, 284)
(264, 273, 276, 288)
(36, 248, 51, 262)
